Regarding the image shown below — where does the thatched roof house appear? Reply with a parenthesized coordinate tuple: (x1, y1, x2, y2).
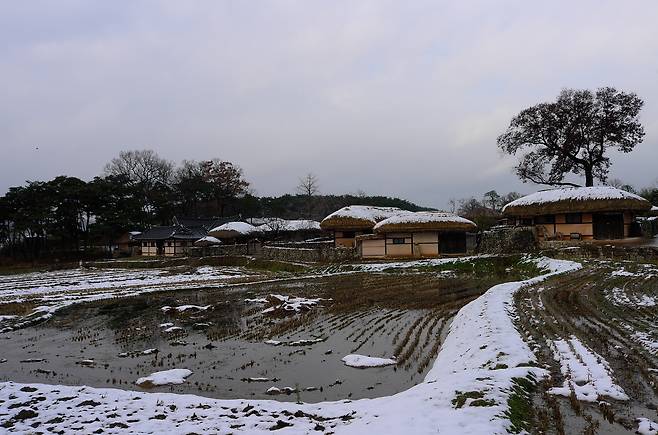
(208, 222, 260, 241)
(194, 235, 222, 247)
(373, 212, 477, 233)
(502, 186, 651, 241)
(358, 212, 476, 259)
(320, 206, 402, 247)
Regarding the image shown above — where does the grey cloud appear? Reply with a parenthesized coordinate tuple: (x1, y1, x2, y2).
(1, 0, 657, 208)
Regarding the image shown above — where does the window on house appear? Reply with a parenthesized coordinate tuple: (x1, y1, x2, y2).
(535, 215, 555, 224)
(167, 241, 172, 247)
(392, 238, 406, 245)
(341, 231, 356, 238)
(142, 242, 147, 247)
(565, 213, 582, 224)
(180, 241, 187, 247)
(520, 218, 533, 226)
(150, 242, 156, 247)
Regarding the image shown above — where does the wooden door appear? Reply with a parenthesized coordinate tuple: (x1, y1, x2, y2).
(593, 213, 624, 240)
(439, 232, 467, 254)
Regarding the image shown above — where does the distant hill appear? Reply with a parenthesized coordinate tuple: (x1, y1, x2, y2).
(231, 194, 435, 221)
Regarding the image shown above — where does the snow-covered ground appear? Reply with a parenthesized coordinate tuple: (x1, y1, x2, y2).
(0, 256, 583, 434)
(547, 336, 628, 402)
(0, 265, 260, 332)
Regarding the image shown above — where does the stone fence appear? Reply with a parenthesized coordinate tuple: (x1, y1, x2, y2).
(477, 226, 537, 254)
(261, 242, 356, 263)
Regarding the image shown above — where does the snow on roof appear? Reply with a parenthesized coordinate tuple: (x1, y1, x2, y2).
(502, 186, 651, 215)
(259, 219, 322, 232)
(194, 236, 221, 246)
(320, 205, 403, 229)
(374, 211, 473, 227)
(208, 222, 259, 237)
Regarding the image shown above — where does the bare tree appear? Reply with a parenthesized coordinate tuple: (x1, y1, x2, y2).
(104, 149, 174, 187)
(448, 198, 457, 213)
(297, 173, 319, 196)
(498, 87, 645, 187)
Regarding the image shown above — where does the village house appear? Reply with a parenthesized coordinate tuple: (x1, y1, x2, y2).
(502, 186, 651, 241)
(135, 217, 228, 256)
(208, 221, 260, 243)
(358, 211, 477, 259)
(320, 206, 403, 248)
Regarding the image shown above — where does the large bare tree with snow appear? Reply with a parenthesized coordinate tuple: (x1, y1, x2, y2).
(498, 87, 645, 187)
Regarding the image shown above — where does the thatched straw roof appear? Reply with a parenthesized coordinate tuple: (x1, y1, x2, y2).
(373, 212, 477, 233)
(320, 206, 402, 231)
(194, 236, 221, 246)
(208, 222, 260, 239)
(502, 186, 651, 217)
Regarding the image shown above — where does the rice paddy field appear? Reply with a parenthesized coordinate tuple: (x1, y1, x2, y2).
(0, 256, 533, 404)
(1, 254, 657, 434)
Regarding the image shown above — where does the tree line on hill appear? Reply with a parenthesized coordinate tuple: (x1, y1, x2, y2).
(0, 150, 432, 261)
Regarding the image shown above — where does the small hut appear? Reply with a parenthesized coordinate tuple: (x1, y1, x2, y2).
(320, 206, 403, 248)
(357, 212, 477, 258)
(502, 186, 651, 241)
(208, 222, 260, 243)
(194, 235, 222, 247)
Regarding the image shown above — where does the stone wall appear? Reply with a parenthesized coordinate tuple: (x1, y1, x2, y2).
(542, 243, 658, 261)
(188, 244, 251, 257)
(478, 226, 537, 254)
(261, 244, 356, 263)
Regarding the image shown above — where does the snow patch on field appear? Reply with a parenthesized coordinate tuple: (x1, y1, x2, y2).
(605, 287, 657, 307)
(547, 336, 628, 402)
(0, 256, 582, 434)
(351, 255, 491, 272)
(246, 294, 329, 315)
(136, 369, 193, 387)
(638, 418, 658, 435)
(341, 354, 396, 368)
(0, 266, 257, 332)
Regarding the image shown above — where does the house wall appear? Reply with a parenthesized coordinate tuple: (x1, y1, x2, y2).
(361, 238, 386, 258)
(141, 240, 192, 256)
(164, 240, 192, 257)
(334, 230, 369, 248)
(412, 232, 439, 257)
(518, 211, 636, 241)
(141, 241, 158, 256)
(385, 233, 414, 257)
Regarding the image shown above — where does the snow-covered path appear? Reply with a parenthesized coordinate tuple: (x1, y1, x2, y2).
(0, 257, 582, 434)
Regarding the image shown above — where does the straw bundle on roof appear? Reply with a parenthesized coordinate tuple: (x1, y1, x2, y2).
(320, 205, 402, 231)
(502, 186, 651, 217)
(373, 212, 476, 233)
(208, 222, 259, 239)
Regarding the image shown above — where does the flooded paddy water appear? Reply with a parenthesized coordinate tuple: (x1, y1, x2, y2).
(0, 256, 537, 403)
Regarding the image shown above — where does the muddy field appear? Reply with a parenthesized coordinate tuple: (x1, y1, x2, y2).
(0, 256, 533, 403)
(515, 259, 658, 434)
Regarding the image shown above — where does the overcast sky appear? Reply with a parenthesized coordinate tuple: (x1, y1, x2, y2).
(1, 1, 657, 209)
